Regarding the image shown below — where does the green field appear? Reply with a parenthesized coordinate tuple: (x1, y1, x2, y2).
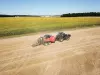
(0, 17, 100, 37)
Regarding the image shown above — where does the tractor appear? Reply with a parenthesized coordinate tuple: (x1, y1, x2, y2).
(32, 34, 56, 46)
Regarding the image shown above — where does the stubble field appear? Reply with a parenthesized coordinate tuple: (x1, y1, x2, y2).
(0, 27, 100, 75)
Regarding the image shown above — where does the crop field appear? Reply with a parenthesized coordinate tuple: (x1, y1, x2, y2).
(0, 17, 100, 37)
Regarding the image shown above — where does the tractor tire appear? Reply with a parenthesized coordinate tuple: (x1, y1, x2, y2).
(43, 42, 49, 46)
(48, 42, 51, 45)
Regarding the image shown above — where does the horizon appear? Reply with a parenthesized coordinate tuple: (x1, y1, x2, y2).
(1, 12, 100, 16)
(0, 0, 100, 15)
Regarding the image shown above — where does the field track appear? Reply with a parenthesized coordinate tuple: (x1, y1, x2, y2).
(0, 27, 100, 75)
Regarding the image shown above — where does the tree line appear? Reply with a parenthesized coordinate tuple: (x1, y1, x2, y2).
(1, 12, 100, 17)
(61, 12, 100, 17)
(0, 14, 40, 17)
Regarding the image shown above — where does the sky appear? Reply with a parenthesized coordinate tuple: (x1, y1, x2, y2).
(0, 0, 100, 15)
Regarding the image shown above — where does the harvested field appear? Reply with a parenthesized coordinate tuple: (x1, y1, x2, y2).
(0, 27, 100, 75)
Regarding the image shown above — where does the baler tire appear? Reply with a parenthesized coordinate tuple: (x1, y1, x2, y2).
(59, 38, 64, 42)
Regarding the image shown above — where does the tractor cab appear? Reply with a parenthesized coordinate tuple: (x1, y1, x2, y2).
(44, 34, 51, 39)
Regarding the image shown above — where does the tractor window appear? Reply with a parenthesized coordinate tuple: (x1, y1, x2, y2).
(44, 35, 51, 38)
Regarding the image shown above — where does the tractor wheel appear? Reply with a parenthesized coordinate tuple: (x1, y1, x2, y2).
(48, 42, 51, 45)
(43, 42, 49, 46)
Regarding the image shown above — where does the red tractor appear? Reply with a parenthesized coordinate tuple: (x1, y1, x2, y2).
(33, 34, 56, 46)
